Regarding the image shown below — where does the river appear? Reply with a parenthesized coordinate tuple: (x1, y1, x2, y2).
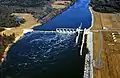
(0, 0, 92, 78)
(33, 0, 91, 30)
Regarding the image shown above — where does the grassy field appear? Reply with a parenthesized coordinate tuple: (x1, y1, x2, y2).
(91, 8, 120, 78)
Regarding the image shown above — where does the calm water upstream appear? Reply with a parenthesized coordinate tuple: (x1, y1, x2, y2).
(33, 0, 91, 30)
(0, 0, 92, 78)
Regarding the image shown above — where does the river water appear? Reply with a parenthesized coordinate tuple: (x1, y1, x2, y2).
(0, 0, 92, 78)
(33, 0, 91, 30)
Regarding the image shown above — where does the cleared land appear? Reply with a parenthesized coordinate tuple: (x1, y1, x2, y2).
(51, 4, 66, 9)
(91, 9, 120, 78)
(0, 13, 41, 55)
(0, 13, 41, 41)
(91, 9, 120, 30)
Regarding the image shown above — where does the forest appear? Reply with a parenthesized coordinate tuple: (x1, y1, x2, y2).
(0, 0, 75, 28)
(90, 0, 120, 13)
(0, 0, 57, 28)
(0, 0, 50, 7)
(0, 33, 15, 61)
(0, 6, 21, 28)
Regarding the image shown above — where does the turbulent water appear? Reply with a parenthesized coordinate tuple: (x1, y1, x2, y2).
(1, 32, 84, 78)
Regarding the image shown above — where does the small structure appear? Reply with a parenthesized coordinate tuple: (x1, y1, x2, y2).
(15, 16, 25, 23)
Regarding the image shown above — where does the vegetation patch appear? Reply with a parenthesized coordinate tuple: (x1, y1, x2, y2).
(0, 33, 15, 61)
(0, 27, 5, 32)
(90, 0, 120, 13)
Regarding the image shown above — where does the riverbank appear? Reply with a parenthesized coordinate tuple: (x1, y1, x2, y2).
(0, 13, 41, 64)
(90, 5, 120, 78)
(51, 0, 71, 9)
(84, 30, 93, 78)
(90, 8, 120, 30)
(88, 7, 94, 30)
(1, 13, 41, 42)
(39, 1, 75, 24)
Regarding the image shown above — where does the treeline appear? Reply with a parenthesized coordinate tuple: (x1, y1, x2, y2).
(0, 27, 5, 32)
(0, 0, 50, 7)
(90, 0, 120, 13)
(0, 0, 55, 23)
(0, 6, 25, 28)
(0, 0, 75, 27)
(0, 33, 15, 59)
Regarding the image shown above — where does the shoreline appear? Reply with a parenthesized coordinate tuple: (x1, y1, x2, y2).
(88, 6, 94, 30)
(0, 13, 41, 64)
(83, 5, 94, 78)
(83, 30, 93, 78)
(1, 23, 41, 64)
(39, 1, 76, 26)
